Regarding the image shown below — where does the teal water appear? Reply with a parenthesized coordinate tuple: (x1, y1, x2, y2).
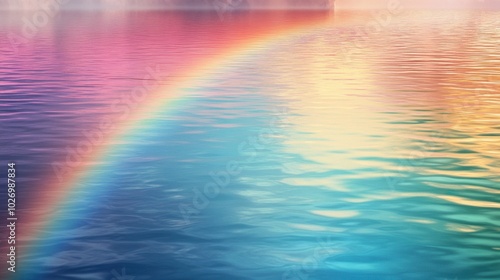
(1, 9, 499, 280)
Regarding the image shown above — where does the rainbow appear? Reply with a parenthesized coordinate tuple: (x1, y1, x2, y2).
(11, 11, 331, 280)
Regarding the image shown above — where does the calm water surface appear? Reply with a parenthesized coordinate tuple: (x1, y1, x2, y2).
(0, 9, 499, 280)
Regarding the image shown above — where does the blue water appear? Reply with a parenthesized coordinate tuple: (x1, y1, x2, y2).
(1, 9, 499, 280)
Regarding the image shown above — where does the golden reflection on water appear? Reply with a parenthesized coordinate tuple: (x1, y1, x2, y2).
(261, 10, 500, 193)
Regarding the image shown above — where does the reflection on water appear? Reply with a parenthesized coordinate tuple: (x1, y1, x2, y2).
(1, 8, 499, 280)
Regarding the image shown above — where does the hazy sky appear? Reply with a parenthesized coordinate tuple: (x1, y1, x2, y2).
(338, 0, 498, 10)
(1, 0, 497, 10)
